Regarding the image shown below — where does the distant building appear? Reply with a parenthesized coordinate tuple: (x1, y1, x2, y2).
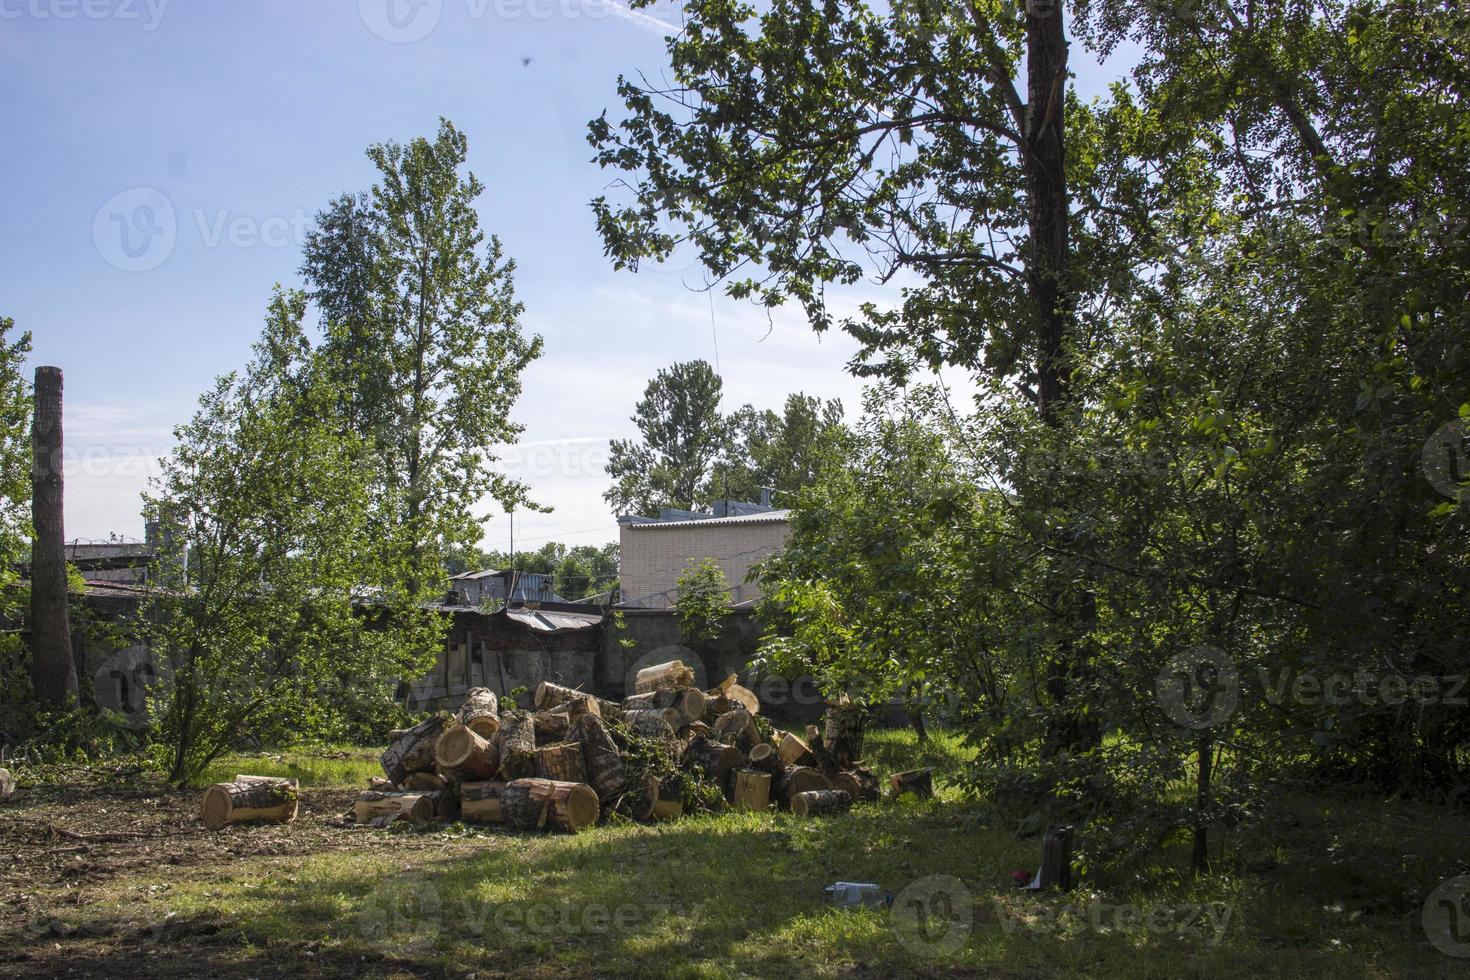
(62, 540, 156, 585)
(449, 568, 563, 606)
(616, 503, 790, 609)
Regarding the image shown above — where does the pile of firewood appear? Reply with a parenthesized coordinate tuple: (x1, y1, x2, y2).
(351, 661, 934, 834)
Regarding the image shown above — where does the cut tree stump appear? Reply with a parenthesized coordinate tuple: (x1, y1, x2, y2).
(457, 687, 500, 738)
(534, 741, 588, 783)
(684, 736, 742, 780)
(749, 743, 782, 776)
(354, 790, 436, 825)
(888, 768, 934, 800)
(791, 789, 852, 818)
(435, 723, 500, 780)
(460, 780, 508, 823)
(1031, 824, 1075, 891)
(496, 710, 538, 780)
(634, 659, 695, 694)
(730, 769, 771, 811)
(535, 681, 622, 721)
(571, 714, 629, 799)
(623, 686, 706, 724)
(381, 715, 447, 784)
(777, 731, 813, 766)
(201, 775, 298, 831)
(823, 695, 865, 769)
(500, 778, 600, 833)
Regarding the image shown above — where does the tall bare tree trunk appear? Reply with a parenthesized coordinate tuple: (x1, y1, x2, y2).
(30, 366, 77, 708)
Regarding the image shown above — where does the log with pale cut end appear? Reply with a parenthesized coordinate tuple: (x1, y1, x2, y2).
(701, 692, 731, 724)
(823, 696, 865, 769)
(888, 768, 934, 800)
(634, 659, 695, 694)
(354, 790, 435, 825)
(497, 710, 538, 780)
(201, 775, 298, 831)
(684, 736, 742, 780)
(460, 780, 508, 823)
(651, 797, 684, 820)
(711, 673, 738, 695)
(381, 715, 447, 783)
(535, 681, 622, 721)
(775, 765, 832, 803)
(730, 769, 772, 811)
(682, 720, 713, 741)
(548, 694, 600, 722)
(614, 776, 660, 821)
(623, 686, 706, 724)
(457, 687, 500, 738)
(500, 778, 600, 833)
(713, 707, 759, 751)
(436, 723, 500, 781)
(831, 771, 862, 801)
(846, 765, 881, 802)
(533, 710, 573, 743)
(402, 771, 448, 792)
(777, 731, 813, 766)
(0, 767, 16, 803)
(571, 714, 629, 799)
(368, 776, 396, 793)
(534, 741, 588, 783)
(805, 724, 821, 745)
(749, 743, 782, 776)
(791, 788, 852, 818)
(726, 682, 760, 715)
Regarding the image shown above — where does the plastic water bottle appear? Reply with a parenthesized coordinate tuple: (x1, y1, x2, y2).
(824, 882, 893, 908)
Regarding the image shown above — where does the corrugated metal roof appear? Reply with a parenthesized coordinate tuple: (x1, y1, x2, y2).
(621, 509, 791, 531)
(506, 607, 602, 632)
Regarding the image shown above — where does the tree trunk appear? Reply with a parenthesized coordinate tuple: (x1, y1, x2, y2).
(456, 687, 500, 738)
(905, 683, 929, 743)
(500, 778, 600, 833)
(201, 775, 298, 830)
(434, 723, 499, 780)
(496, 710, 537, 780)
(29, 366, 76, 708)
(571, 713, 629, 799)
(790, 789, 852, 818)
(634, 659, 696, 694)
(1193, 733, 1212, 875)
(460, 780, 508, 822)
(534, 740, 588, 783)
(822, 697, 865, 769)
(354, 790, 437, 825)
(730, 769, 771, 811)
(380, 715, 446, 784)
(888, 768, 933, 801)
(623, 686, 706, 725)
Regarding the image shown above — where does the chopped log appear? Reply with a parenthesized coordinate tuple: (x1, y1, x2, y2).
(535, 741, 588, 783)
(387, 728, 409, 742)
(0, 768, 13, 803)
(845, 765, 881, 803)
(702, 692, 732, 723)
(749, 743, 782, 777)
(402, 771, 448, 792)
(713, 707, 759, 751)
(535, 681, 622, 721)
(623, 686, 706, 724)
(201, 776, 298, 831)
(501, 778, 600, 833)
(652, 797, 684, 820)
(548, 694, 600, 722)
(682, 720, 713, 741)
(823, 696, 865, 769)
(533, 710, 573, 743)
(367, 776, 396, 793)
(435, 723, 500, 781)
(571, 714, 629, 799)
(460, 780, 508, 823)
(831, 772, 862, 801)
(457, 687, 500, 738)
(888, 768, 934, 800)
(726, 682, 760, 715)
(615, 777, 660, 821)
(381, 715, 447, 783)
(777, 731, 813, 766)
(775, 766, 832, 803)
(496, 710, 538, 780)
(634, 659, 696, 694)
(730, 769, 771, 811)
(711, 673, 738, 695)
(791, 789, 852, 818)
(805, 724, 821, 745)
(354, 790, 435, 825)
(622, 708, 684, 761)
(684, 736, 742, 780)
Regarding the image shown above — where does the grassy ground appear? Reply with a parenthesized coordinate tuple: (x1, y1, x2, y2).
(2, 730, 1466, 978)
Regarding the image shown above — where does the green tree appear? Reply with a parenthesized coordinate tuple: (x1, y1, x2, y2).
(604, 360, 727, 515)
(0, 318, 30, 606)
(301, 118, 544, 579)
(142, 291, 440, 783)
(479, 540, 621, 600)
(676, 558, 731, 657)
(712, 393, 848, 506)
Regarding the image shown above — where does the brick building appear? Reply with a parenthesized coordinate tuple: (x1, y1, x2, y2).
(617, 509, 790, 608)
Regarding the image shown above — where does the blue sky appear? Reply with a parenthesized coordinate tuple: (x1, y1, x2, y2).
(0, 1, 1136, 552)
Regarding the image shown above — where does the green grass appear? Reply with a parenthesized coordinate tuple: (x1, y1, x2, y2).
(195, 744, 382, 788)
(34, 731, 1470, 978)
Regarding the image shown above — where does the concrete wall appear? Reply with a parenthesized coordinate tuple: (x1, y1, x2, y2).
(618, 517, 789, 606)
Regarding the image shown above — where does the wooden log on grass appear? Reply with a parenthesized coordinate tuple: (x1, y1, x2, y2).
(460, 780, 508, 823)
(456, 687, 500, 738)
(730, 769, 771, 811)
(844, 766, 881, 803)
(888, 768, 934, 800)
(791, 789, 852, 818)
(534, 741, 588, 783)
(201, 775, 298, 830)
(381, 715, 447, 783)
(684, 736, 742, 780)
(354, 790, 436, 825)
(435, 723, 500, 781)
(500, 778, 600, 833)
(571, 714, 628, 799)
(775, 766, 832, 804)
(634, 659, 695, 694)
(496, 710, 538, 780)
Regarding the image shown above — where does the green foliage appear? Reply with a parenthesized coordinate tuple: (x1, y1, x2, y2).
(675, 558, 730, 656)
(474, 540, 620, 600)
(604, 359, 727, 515)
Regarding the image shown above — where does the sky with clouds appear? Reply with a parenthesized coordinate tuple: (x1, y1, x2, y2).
(0, 0, 1137, 553)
